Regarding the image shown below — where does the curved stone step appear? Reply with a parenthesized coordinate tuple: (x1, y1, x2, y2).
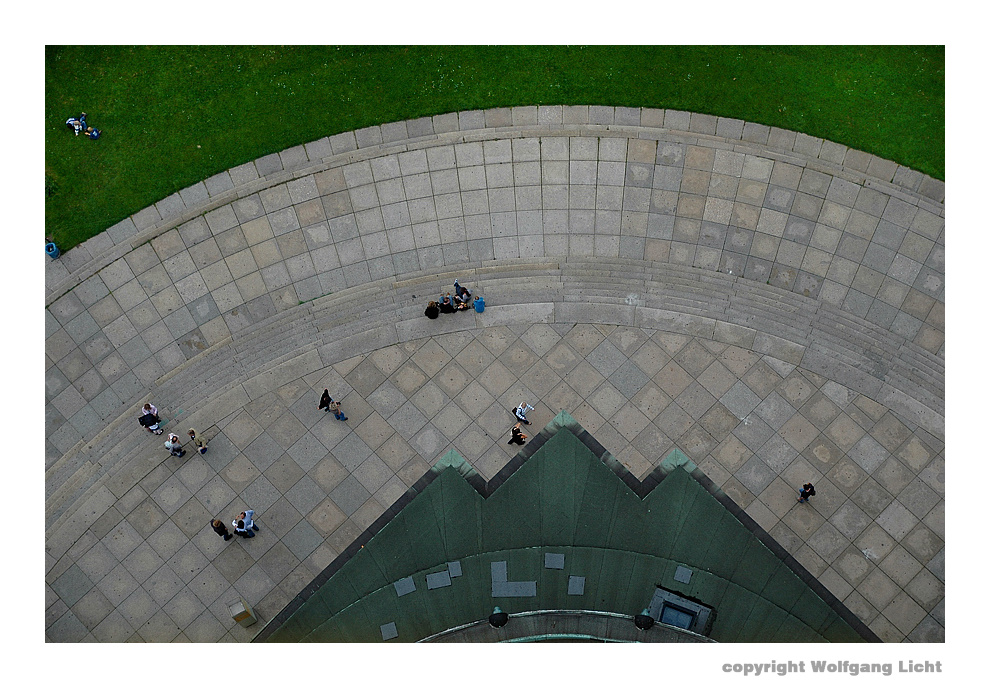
(45, 256, 946, 533)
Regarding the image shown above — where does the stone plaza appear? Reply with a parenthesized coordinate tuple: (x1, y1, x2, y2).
(45, 105, 944, 642)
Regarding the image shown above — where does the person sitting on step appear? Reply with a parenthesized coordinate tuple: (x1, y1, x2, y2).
(438, 293, 456, 314)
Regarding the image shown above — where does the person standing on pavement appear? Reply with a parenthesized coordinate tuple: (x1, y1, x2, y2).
(187, 428, 207, 454)
(798, 483, 816, 503)
(329, 398, 347, 421)
(164, 433, 185, 457)
(140, 403, 163, 434)
(212, 519, 233, 541)
(319, 389, 332, 412)
(233, 509, 260, 537)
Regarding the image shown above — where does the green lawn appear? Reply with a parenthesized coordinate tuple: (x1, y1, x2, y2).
(45, 45, 944, 251)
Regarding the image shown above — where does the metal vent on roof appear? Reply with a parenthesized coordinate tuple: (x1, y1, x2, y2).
(427, 570, 452, 589)
(394, 576, 416, 597)
(380, 622, 398, 641)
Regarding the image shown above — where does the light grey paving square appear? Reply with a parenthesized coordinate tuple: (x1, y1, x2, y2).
(285, 475, 326, 516)
(674, 565, 693, 584)
(721, 380, 763, 419)
(121, 542, 166, 585)
(544, 553, 565, 569)
(244, 431, 284, 472)
(568, 576, 586, 595)
(287, 431, 330, 472)
(330, 475, 372, 517)
(389, 400, 431, 440)
(609, 360, 651, 399)
(760, 434, 799, 473)
(95, 563, 140, 607)
(331, 432, 374, 472)
(736, 455, 777, 494)
(848, 434, 890, 473)
(241, 475, 282, 514)
(586, 339, 627, 377)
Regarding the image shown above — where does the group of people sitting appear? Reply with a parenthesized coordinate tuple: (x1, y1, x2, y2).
(65, 112, 101, 140)
(425, 279, 474, 319)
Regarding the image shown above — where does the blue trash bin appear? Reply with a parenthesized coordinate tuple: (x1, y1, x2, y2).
(46, 242, 60, 259)
(473, 296, 485, 313)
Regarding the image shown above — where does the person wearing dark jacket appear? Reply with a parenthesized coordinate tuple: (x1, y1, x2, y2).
(438, 293, 456, 314)
(798, 483, 816, 503)
(318, 389, 332, 412)
(507, 423, 527, 446)
(211, 519, 232, 541)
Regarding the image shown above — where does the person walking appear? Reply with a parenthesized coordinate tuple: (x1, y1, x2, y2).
(211, 519, 233, 541)
(233, 509, 259, 537)
(318, 389, 332, 412)
(164, 433, 185, 457)
(507, 422, 527, 446)
(797, 483, 816, 503)
(329, 398, 347, 421)
(514, 402, 535, 425)
(187, 428, 207, 454)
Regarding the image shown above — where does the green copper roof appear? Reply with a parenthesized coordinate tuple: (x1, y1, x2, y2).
(260, 411, 874, 643)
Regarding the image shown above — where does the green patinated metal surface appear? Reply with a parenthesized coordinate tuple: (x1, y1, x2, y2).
(263, 412, 868, 643)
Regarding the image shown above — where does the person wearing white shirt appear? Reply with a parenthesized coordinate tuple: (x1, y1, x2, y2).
(514, 402, 534, 424)
(233, 510, 259, 537)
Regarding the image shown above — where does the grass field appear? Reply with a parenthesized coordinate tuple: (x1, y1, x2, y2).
(45, 45, 944, 251)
